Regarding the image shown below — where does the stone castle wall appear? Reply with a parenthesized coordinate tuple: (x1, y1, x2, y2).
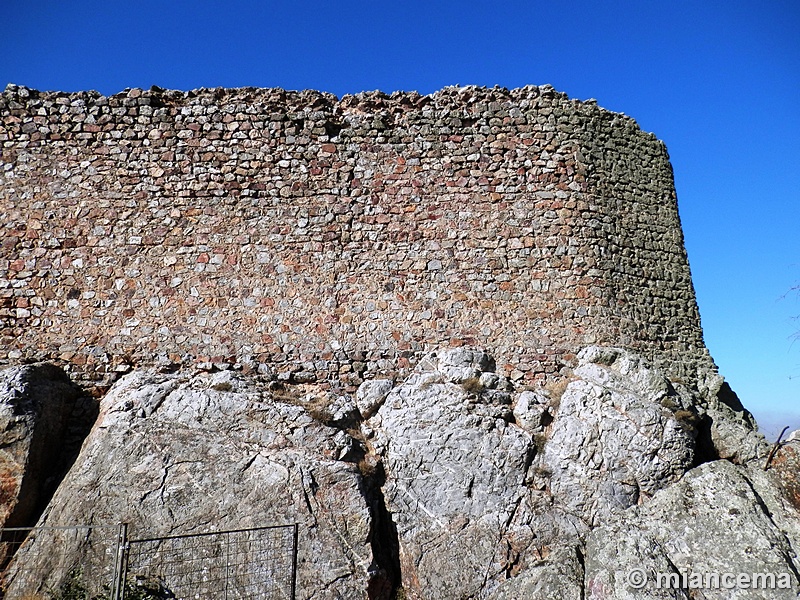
(0, 83, 713, 389)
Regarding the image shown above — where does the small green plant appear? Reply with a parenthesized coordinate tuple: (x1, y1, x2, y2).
(50, 569, 89, 600)
(50, 570, 168, 600)
(119, 581, 170, 600)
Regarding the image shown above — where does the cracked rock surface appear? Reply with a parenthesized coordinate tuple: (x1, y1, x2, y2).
(541, 346, 697, 527)
(2, 369, 381, 599)
(4, 347, 797, 599)
(585, 460, 800, 600)
(0, 364, 85, 533)
(365, 349, 532, 598)
(362, 347, 788, 599)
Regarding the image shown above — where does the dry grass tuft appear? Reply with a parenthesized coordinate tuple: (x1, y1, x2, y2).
(532, 432, 548, 454)
(673, 409, 701, 432)
(660, 397, 678, 411)
(270, 384, 335, 423)
(417, 376, 444, 391)
(302, 395, 333, 424)
(461, 377, 484, 395)
(358, 456, 380, 479)
(544, 377, 572, 412)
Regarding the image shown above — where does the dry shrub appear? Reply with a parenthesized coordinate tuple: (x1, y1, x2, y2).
(358, 456, 380, 479)
(270, 385, 335, 423)
(346, 427, 367, 444)
(673, 409, 701, 432)
(270, 384, 300, 404)
(660, 397, 678, 411)
(461, 377, 484, 395)
(544, 377, 572, 412)
(302, 395, 333, 424)
(772, 445, 800, 511)
(532, 433, 548, 454)
(418, 376, 444, 391)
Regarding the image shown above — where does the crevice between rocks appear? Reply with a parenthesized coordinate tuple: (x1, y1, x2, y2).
(359, 460, 402, 600)
(575, 545, 586, 600)
(337, 420, 402, 599)
(1, 366, 100, 570)
(5, 389, 98, 532)
(294, 383, 404, 600)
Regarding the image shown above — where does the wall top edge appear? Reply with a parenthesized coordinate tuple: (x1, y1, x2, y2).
(1, 82, 651, 137)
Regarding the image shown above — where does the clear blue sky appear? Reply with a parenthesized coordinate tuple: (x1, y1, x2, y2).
(2, 0, 799, 437)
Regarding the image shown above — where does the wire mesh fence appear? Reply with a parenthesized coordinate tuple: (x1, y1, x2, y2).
(125, 525, 298, 600)
(0, 524, 298, 600)
(0, 524, 125, 599)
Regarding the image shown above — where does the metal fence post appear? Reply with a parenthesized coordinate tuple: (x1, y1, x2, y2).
(224, 532, 230, 600)
(111, 523, 129, 600)
(290, 523, 299, 600)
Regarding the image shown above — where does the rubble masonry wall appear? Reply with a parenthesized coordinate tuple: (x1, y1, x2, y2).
(0, 84, 712, 389)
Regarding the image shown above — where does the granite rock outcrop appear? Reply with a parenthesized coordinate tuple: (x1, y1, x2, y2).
(2, 348, 792, 599)
(0, 363, 89, 533)
(2, 368, 383, 598)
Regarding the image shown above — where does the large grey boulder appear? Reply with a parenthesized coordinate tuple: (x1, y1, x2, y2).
(362, 347, 702, 598)
(698, 370, 766, 464)
(585, 460, 800, 599)
(362, 347, 782, 599)
(364, 349, 533, 599)
(4, 347, 793, 599)
(0, 363, 84, 532)
(356, 378, 394, 419)
(540, 347, 697, 526)
(2, 369, 384, 599)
